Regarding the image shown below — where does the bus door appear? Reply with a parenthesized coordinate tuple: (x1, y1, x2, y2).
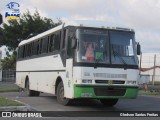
(65, 29, 74, 98)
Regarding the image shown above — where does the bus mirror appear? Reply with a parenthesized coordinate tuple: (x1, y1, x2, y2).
(71, 37, 77, 49)
(137, 42, 141, 55)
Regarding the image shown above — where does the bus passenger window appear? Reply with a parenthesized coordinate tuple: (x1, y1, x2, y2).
(49, 35, 54, 52)
(42, 37, 48, 53)
(54, 33, 60, 50)
(67, 36, 72, 58)
(62, 30, 66, 49)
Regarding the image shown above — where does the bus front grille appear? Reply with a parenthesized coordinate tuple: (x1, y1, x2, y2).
(95, 80, 125, 84)
(94, 88, 126, 96)
(93, 73, 127, 79)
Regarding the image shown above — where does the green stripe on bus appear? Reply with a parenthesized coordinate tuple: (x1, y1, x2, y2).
(74, 85, 138, 99)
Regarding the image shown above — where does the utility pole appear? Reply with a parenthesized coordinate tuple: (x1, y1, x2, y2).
(0, 13, 2, 25)
(0, 13, 3, 41)
(152, 54, 156, 86)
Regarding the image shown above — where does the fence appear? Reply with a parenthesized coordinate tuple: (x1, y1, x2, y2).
(1, 69, 16, 82)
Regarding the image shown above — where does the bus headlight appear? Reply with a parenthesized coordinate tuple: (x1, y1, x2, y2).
(127, 81, 137, 85)
(82, 80, 92, 84)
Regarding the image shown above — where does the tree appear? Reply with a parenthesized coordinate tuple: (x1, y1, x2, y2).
(0, 10, 61, 69)
(1, 51, 17, 70)
(1, 10, 61, 50)
(0, 27, 3, 41)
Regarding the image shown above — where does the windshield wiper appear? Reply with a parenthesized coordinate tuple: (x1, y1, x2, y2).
(112, 46, 128, 69)
(94, 52, 104, 68)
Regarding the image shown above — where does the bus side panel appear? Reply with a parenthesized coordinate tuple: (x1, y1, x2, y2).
(16, 71, 27, 88)
(36, 54, 65, 94)
(16, 54, 65, 94)
(36, 72, 63, 94)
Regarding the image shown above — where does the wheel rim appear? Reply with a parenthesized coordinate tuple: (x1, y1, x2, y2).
(59, 86, 65, 100)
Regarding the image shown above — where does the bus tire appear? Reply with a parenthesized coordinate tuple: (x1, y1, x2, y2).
(34, 91, 40, 96)
(57, 81, 72, 105)
(26, 80, 40, 96)
(100, 99, 118, 106)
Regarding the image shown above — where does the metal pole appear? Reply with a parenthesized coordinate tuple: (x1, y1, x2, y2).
(152, 54, 156, 86)
(139, 52, 142, 75)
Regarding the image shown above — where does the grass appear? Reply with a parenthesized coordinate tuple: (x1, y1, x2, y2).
(0, 87, 19, 92)
(0, 97, 24, 106)
(139, 92, 160, 96)
(138, 83, 160, 96)
(149, 81, 160, 84)
(138, 90, 160, 96)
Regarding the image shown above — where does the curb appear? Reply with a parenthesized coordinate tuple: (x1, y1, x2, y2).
(0, 106, 38, 111)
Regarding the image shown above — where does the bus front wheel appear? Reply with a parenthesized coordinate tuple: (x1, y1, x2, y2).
(57, 81, 72, 105)
(100, 99, 118, 106)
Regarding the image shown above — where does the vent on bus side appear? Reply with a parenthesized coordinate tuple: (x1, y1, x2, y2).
(93, 73, 127, 79)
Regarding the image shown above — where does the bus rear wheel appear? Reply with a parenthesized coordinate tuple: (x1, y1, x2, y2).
(100, 99, 118, 106)
(57, 81, 72, 105)
(26, 80, 40, 96)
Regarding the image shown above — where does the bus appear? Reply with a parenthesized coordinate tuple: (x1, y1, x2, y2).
(16, 21, 141, 106)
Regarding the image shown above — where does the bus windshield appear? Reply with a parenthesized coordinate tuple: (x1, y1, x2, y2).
(76, 28, 137, 65)
(110, 31, 137, 65)
(77, 29, 110, 64)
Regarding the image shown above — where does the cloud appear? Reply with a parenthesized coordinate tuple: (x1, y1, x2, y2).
(26, 0, 160, 29)
(137, 30, 160, 53)
(1, 0, 160, 53)
(117, 0, 160, 30)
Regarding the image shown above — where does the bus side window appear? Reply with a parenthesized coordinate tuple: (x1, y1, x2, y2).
(23, 45, 25, 58)
(49, 34, 54, 52)
(49, 33, 60, 52)
(33, 42, 37, 55)
(18, 47, 20, 59)
(67, 36, 72, 58)
(26, 44, 28, 57)
(20, 46, 23, 59)
(42, 37, 48, 53)
(28, 44, 31, 57)
(33, 40, 39, 55)
(62, 30, 66, 49)
(39, 39, 43, 54)
(67, 29, 75, 58)
(30, 42, 34, 56)
(55, 33, 60, 51)
(47, 36, 50, 53)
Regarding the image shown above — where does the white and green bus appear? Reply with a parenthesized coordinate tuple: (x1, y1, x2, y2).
(16, 21, 140, 106)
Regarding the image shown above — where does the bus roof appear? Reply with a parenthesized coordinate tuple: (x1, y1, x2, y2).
(19, 20, 134, 46)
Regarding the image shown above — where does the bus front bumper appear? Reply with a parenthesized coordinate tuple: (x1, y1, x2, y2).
(74, 84, 138, 99)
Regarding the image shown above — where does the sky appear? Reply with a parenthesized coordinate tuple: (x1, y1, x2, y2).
(0, 0, 160, 56)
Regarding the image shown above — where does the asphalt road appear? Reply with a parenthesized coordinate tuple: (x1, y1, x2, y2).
(1, 82, 160, 119)
(1, 91, 160, 119)
(1, 91, 160, 111)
